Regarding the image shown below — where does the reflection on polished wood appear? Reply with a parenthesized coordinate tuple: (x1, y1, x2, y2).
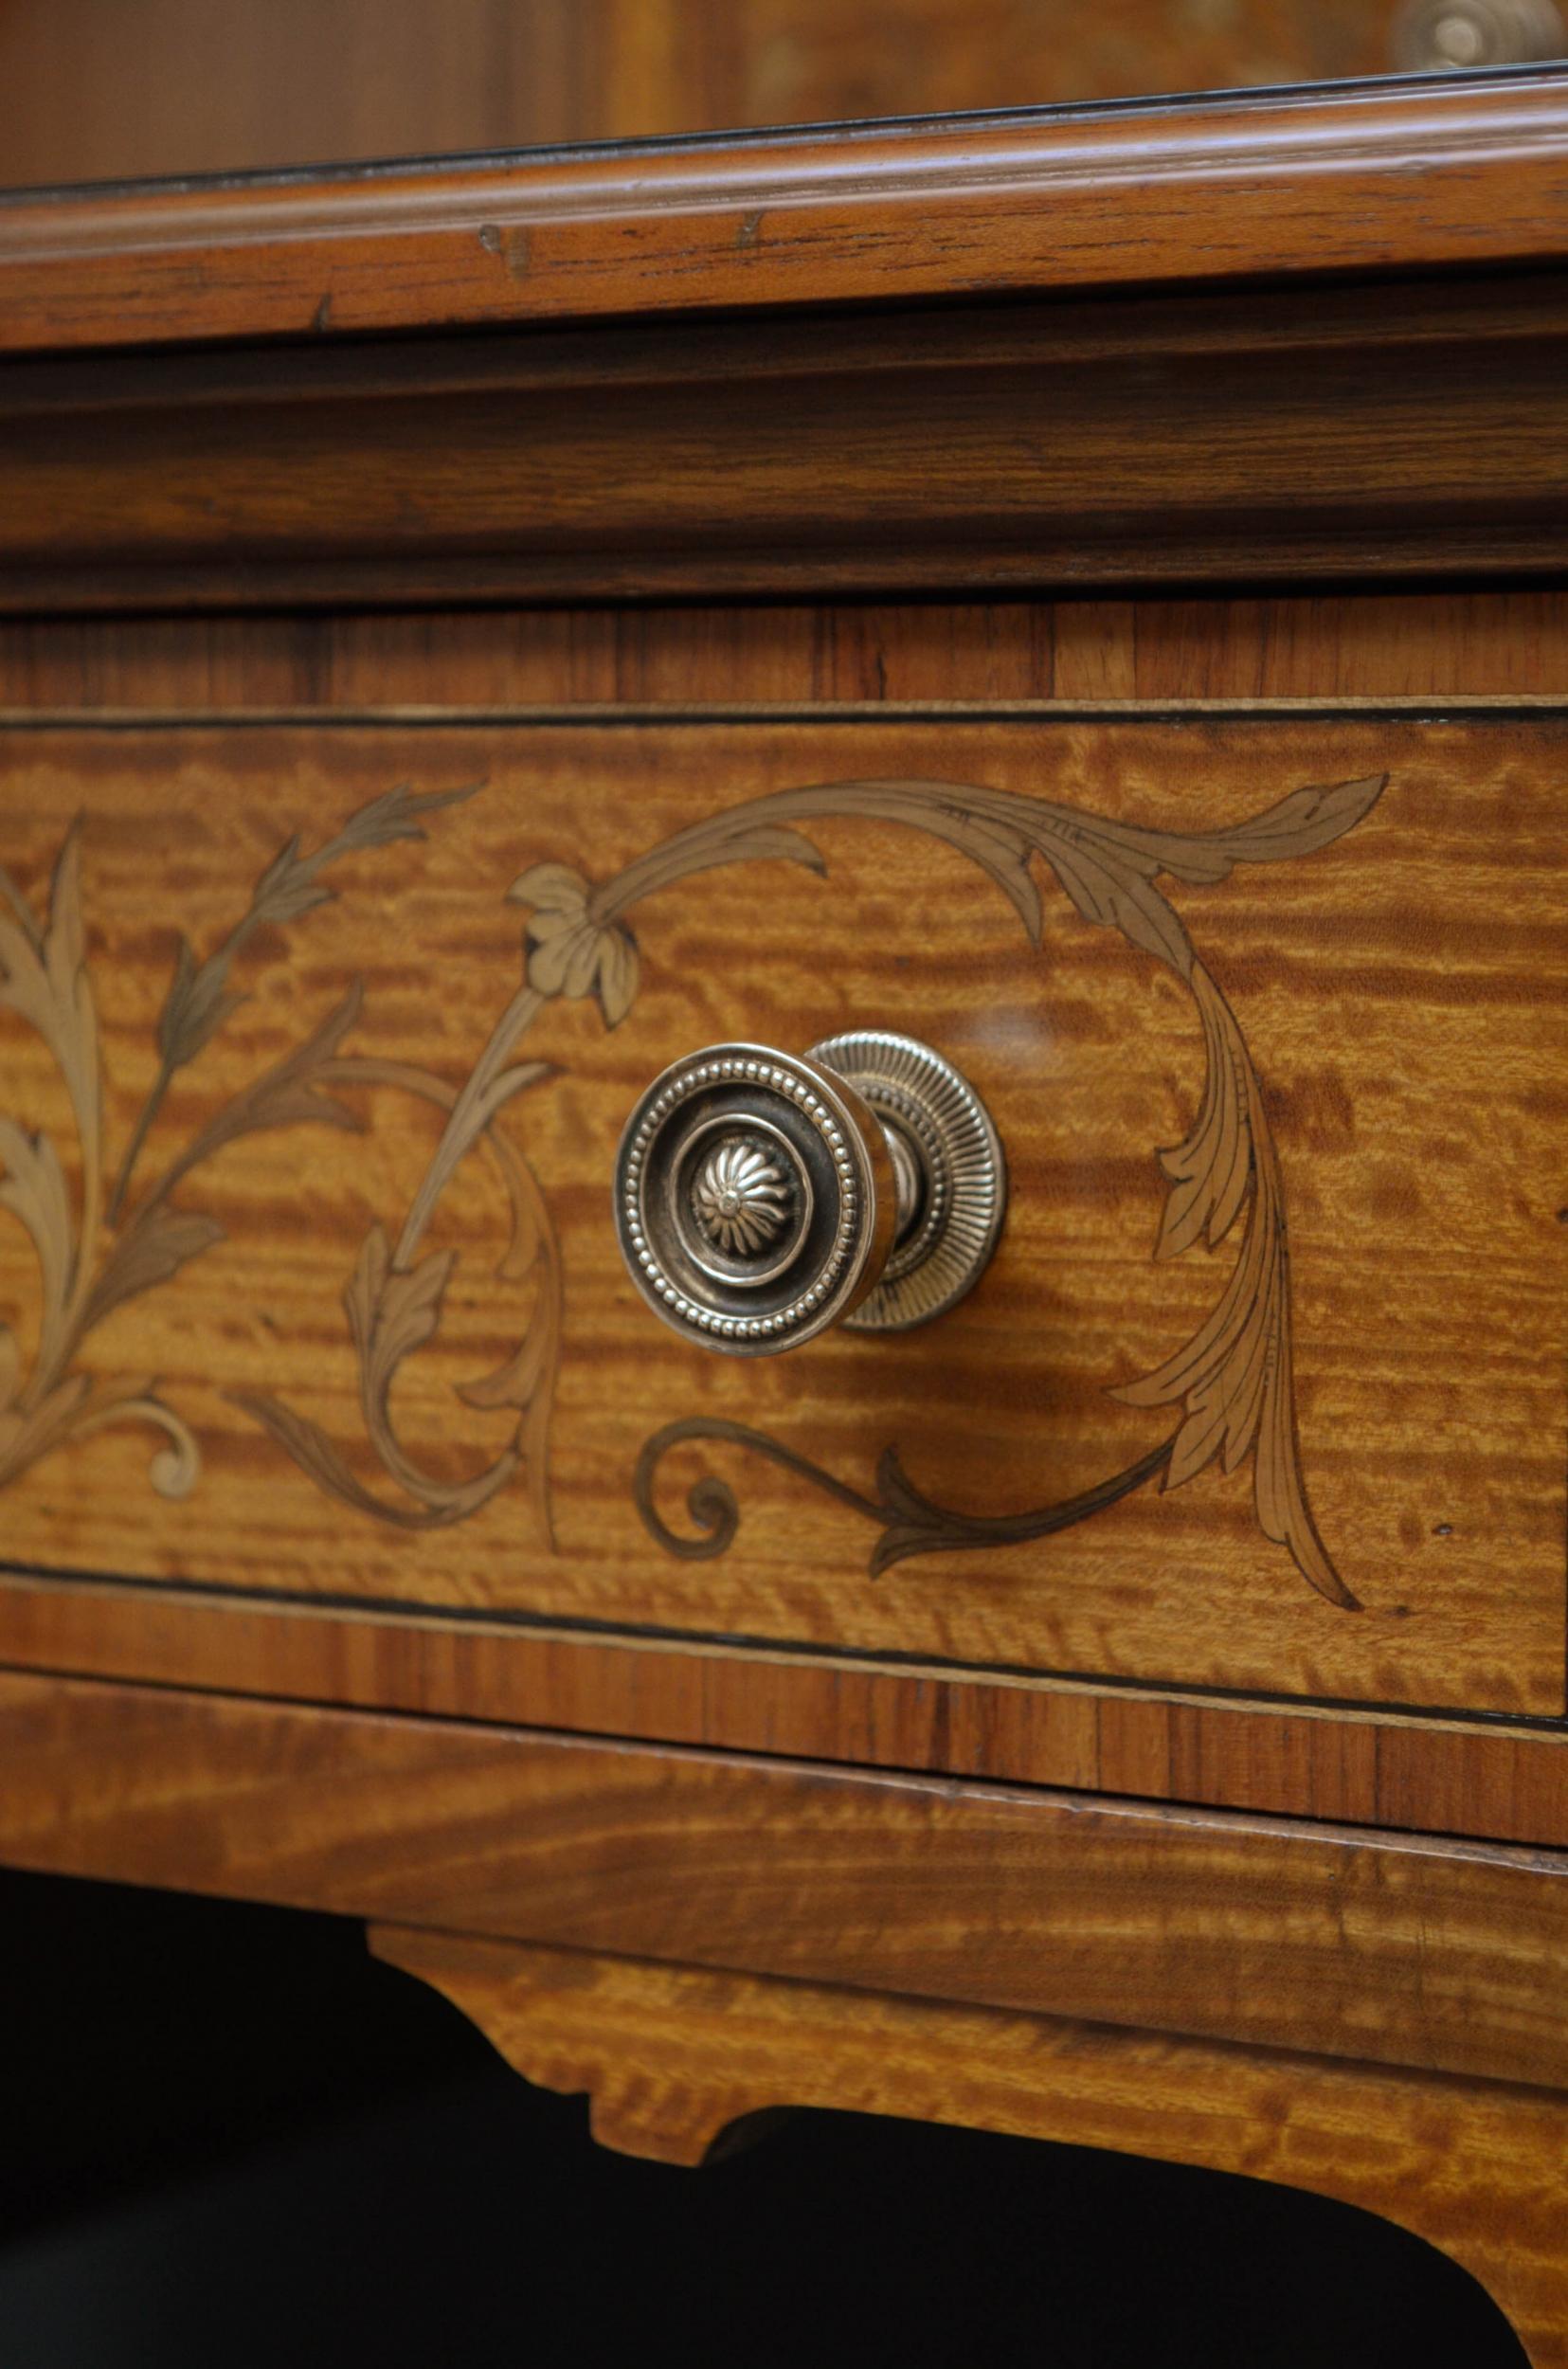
(7, 74, 1568, 358)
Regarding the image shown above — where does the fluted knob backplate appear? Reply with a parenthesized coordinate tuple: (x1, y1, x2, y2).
(810, 1030, 1007, 1334)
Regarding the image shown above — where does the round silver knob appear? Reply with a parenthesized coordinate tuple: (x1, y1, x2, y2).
(614, 1031, 1006, 1357)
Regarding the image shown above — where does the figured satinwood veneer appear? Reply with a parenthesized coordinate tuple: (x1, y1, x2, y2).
(4, 1672, 1568, 2099)
(6, 78, 1568, 2367)
(371, 1931, 1568, 2369)
(0, 714, 1562, 1718)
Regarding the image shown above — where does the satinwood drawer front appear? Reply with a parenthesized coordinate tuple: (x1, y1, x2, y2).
(0, 711, 1562, 1715)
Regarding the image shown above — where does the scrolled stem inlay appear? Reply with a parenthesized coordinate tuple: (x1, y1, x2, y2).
(0, 750, 1385, 1610)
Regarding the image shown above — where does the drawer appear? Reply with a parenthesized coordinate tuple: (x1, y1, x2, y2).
(0, 710, 1563, 1715)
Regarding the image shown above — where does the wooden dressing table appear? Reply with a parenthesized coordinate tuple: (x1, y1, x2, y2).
(1, 66, 1567, 2361)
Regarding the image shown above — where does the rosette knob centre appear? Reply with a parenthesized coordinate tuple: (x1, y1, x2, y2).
(692, 1134, 795, 1257)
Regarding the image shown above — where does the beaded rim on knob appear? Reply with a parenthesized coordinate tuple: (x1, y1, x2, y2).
(613, 1033, 1005, 1357)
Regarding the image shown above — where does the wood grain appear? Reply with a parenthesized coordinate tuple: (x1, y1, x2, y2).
(5, 90, 1567, 2335)
(6, 1668, 1568, 2094)
(8, 1567, 1568, 1849)
(1, 715, 1563, 1714)
(5, 273, 1568, 609)
(5, 591, 1568, 715)
(5, 72, 1568, 355)
(5, 611, 1567, 1847)
(370, 1931, 1568, 2369)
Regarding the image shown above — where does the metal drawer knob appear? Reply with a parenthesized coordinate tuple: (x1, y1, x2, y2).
(614, 1031, 1005, 1356)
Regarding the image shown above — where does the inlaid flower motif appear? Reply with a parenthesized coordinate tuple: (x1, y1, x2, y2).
(692, 1134, 793, 1256)
(508, 862, 640, 1026)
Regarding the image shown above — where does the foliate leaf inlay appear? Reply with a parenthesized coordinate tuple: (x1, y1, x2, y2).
(0, 780, 556, 1529)
(0, 753, 1383, 1612)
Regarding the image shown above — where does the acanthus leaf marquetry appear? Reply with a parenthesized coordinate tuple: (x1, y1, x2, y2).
(0, 714, 1562, 1716)
(2, 749, 1380, 1603)
(248, 763, 1380, 1606)
(0, 781, 560, 1533)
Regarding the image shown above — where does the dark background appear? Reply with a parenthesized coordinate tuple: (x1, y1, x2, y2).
(0, 1869, 1527, 2367)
